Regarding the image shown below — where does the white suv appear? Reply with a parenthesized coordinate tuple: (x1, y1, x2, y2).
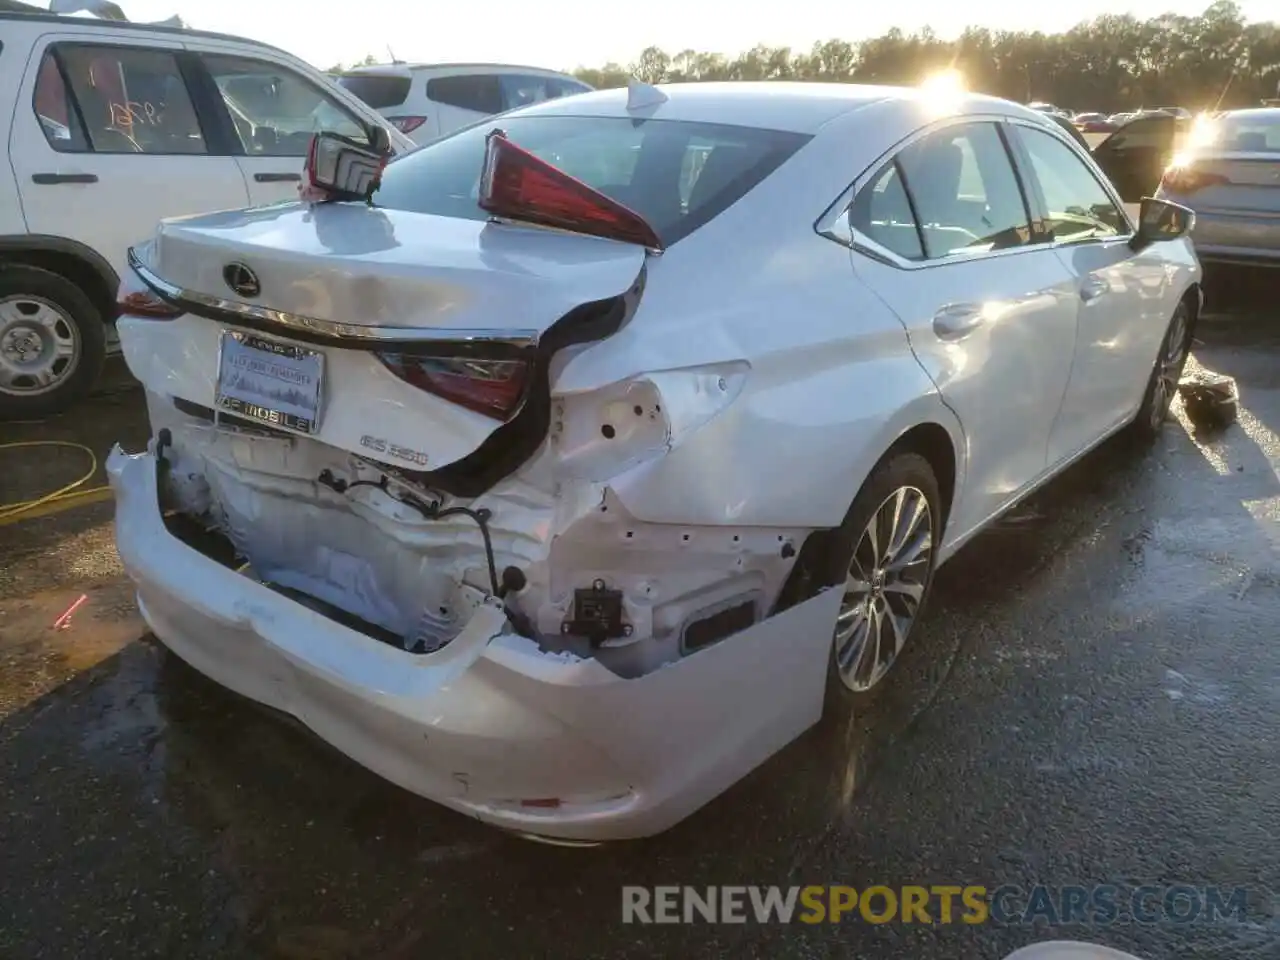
(337, 63, 593, 144)
(0, 10, 412, 419)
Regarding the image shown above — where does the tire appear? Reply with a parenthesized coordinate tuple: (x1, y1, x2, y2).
(0, 264, 106, 421)
(823, 451, 942, 717)
(1125, 300, 1193, 443)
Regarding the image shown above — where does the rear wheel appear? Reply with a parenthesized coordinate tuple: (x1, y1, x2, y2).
(1126, 301, 1193, 442)
(0, 264, 105, 421)
(825, 452, 941, 712)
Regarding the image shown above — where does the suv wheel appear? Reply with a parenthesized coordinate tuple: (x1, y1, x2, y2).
(0, 264, 106, 420)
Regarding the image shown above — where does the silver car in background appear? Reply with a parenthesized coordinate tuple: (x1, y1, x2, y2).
(1156, 108, 1280, 268)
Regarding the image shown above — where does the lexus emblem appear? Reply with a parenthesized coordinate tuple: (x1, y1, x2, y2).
(223, 262, 261, 298)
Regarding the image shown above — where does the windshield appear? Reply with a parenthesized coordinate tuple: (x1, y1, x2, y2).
(372, 115, 811, 246)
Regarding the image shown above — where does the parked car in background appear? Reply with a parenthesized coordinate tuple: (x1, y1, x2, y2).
(337, 63, 594, 144)
(0, 9, 411, 419)
(1028, 101, 1069, 118)
(1073, 112, 1117, 134)
(108, 81, 1199, 841)
(1152, 106, 1193, 120)
(1156, 107, 1280, 269)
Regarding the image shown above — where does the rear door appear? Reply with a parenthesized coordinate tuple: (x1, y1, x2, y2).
(845, 119, 1080, 540)
(424, 73, 503, 137)
(184, 46, 392, 207)
(10, 33, 250, 281)
(1090, 115, 1181, 204)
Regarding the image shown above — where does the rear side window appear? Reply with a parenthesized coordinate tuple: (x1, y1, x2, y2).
(426, 74, 503, 114)
(337, 73, 411, 109)
(373, 115, 810, 246)
(35, 44, 206, 155)
(848, 160, 924, 260)
(500, 74, 554, 111)
(550, 78, 592, 98)
(896, 122, 1032, 258)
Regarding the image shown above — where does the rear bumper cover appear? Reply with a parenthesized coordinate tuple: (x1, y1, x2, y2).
(108, 445, 841, 840)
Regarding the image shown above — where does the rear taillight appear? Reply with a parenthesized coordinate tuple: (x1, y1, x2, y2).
(377, 353, 531, 421)
(1161, 166, 1229, 194)
(388, 116, 427, 134)
(117, 288, 181, 320)
(477, 129, 664, 250)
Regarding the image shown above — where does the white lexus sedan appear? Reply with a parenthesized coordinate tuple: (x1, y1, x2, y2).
(107, 81, 1201, 842)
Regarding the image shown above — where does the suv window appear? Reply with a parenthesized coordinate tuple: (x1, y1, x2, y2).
(372, 115, 809, 247)
(500, 74, 556, 111)
(848, 160, 925, 260)
(201, 54, 368, 156)
(43, 45, 206, 155)
(337, 73, 411, 109)
(426, 74, 503, 114)
(896, 122, 1032, 258)
(1018, 127, 1126, 242)
(549, 78, 592, 99)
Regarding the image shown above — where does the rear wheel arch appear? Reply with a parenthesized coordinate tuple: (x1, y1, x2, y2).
(773, 417, 960, 614)
(0, 235, 120, 326)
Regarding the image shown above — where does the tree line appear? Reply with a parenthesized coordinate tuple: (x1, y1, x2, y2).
(570, 1, 1278, 112)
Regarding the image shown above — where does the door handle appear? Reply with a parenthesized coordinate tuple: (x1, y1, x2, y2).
(31, 173, 98, 185)
(932, 303, 986, 340)
(1080, 278, 1111, 302)
(254, 172, 301, 183)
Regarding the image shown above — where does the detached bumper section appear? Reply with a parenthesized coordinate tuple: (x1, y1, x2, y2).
(107, 445, 842, 840)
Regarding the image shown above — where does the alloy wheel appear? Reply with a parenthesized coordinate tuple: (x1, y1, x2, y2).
(834, 485, 933, 692)
(1148, 309, 1189, 431)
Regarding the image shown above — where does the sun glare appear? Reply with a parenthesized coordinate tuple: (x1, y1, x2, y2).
(921, 69, 965, 95)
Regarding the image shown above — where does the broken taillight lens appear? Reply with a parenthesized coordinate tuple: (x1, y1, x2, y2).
(478, 129, 664, 250)
(117, 289, 182, 319)
(388, 116, 427, 134)
(377, 353, 531, 421)
(1160, 166, 1229, 194)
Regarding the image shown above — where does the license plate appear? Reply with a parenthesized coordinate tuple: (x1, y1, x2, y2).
(215, 330, 324, 434)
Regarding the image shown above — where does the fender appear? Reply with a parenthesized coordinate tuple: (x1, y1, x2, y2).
(0, 234, 120, 316)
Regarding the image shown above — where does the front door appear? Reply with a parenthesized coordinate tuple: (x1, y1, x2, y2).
(846, 120, 1080, 540)
(1008, 120, 1168, 462)
(11, 35, 250, 282)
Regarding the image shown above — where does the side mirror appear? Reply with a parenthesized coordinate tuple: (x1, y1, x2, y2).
(1129, 197, 1195, 251)
(304, 130, 390, 202)
(366, 123, 392, 155)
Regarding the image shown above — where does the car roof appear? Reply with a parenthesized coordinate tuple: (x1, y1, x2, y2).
(1220, 107, 1280, 121)
(344, 62, 579, 77)
(499, 81, 1021, 134)
(0, 9, 291, 56)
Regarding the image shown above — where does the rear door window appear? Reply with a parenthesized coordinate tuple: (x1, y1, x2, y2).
(549, 78, 592, 99)
(426, 74, 503, 114)
(200, 54, 369, 156)
(896, 121, 1032, 259)
(46, 44, 207, 154)
(336, 73, 411, 109)
(372, 115, 809, 246)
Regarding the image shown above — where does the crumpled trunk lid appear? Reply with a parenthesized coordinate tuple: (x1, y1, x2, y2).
(126, 203, 646, 483)
(144, 202, 646, 333)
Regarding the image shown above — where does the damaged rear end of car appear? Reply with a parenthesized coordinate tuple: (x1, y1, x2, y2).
(108, 111, 840, 841)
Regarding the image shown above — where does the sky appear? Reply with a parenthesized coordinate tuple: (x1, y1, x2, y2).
(101, 1, 1276, 72)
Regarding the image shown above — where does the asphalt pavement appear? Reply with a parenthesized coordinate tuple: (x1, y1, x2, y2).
(1, 284, 1278, 959)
